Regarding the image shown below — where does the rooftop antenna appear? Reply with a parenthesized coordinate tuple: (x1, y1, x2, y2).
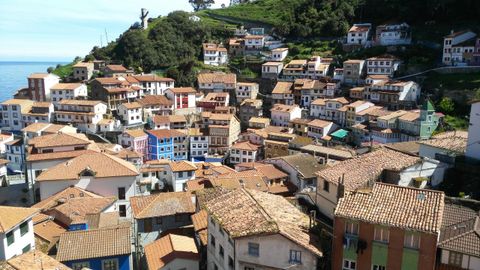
(105, 28, 109, 44)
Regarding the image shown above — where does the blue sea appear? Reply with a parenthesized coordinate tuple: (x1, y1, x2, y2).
(0, 61, 67, 102)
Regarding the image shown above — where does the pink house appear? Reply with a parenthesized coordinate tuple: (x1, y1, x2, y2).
(118, 129, 148, 160)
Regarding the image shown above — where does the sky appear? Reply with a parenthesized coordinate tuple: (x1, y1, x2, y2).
(0, 0, 230, 62)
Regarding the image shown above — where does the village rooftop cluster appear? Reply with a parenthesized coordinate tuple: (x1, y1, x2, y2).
(0, 18, 480, 270)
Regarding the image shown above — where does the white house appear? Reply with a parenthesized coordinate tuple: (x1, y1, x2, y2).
(35, 152, 140, 218)
(0, 133, 14, 154)
(26, 132, 96, 185)
(205, 189, 323, 270)
(118, 102, 143, 127)
(309, 97, 349, 123)
(229, 141, 260, 164)
(346, 23, 372, 46)
(165, 87, 197, 110)
(50, 83, 88, 106)
(167, 161, 197, 192)
(0, 206, 38, 260)
(244, 35, 265, 51)
(0, 99, 34, 131)
(262, 62, 284, 79)
(188, 128, 209, 161)
(376, 22, 412, 46)
(5, 139, 25, 173)
(466, 101, 480, 160)
(270, 104, 302, 127)
(269, 48, 288, 61)
(307, 119, 337, 139)
(442, 30, 477, 66)
(366, 55, 401, 77)
(55, 100, 107, 133)
(22, 102, 55, 126)
(235, 82, 259, 103)
(203, 43, 228, 66)
(131, 74, 175, 95)
(197, 72, 237, 93)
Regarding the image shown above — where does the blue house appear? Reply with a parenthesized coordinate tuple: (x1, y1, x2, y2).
(147, 129, 189, 161)
(56, 226, 132, 270)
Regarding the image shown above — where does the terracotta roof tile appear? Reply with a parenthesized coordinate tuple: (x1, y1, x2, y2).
(317, 147, 420, 191)
(124, 129, 147, 138)
(168, 87, 197, 94)
(231, 141, 261, 151)
(205, 189, 322, 256)
(51, 83, 83, 90)
(145, 234, 199, 270)
(147, 129, 186, 139)
(169, 161, 197, 172)
(137, 95, 172, 106)
(46, 197, 116, 226)
(418, 136, 467, 154)
(6, 250, 71, 270)
(33, 215, 66, 244)
(36, 152, 139, 181)
(191, 210, 208, 233)
(0, 206, 39, 233)
(272, 82, 293, 94)
(56, 226, 131, 261)
(197, 72, 236, 85)
(130, 192, 195, 219)
(335, 183, 445, 234)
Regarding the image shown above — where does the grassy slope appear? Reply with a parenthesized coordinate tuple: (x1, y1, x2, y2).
(205, 0, 304, 27)
(52, 62, 74, 78)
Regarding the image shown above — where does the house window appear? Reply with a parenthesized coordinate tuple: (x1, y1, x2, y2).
(343, 259, 356, 270)
(20, 221, 29, 236)
(372, 265, 386, 270)
(374, 227, 389, 243)
(210, 234, 216, 247)
(219, 244, 224, 257)
(178, 172, 184, 177)
(6, 231, 14, 245)
(22, 244, 31, 253)
(248, 242, 259, 257)
(102, 258, 119, 270)
(228, 256, 234, 268)
(155, 217, 163, 224)
(404, 232, 420, 249)
(289, 250, 302, 264)
(72, 262, 90, 270)
(345, 221, 359, 235)
(448, 251, 463, 267)
(118, 205, 127, 217)
(117, 187, 126, 200)
(323, 180, 330, 192)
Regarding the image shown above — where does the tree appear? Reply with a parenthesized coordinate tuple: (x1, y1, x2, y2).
(438, 97, 455, 115)
(189, 0, 215, 12)
(47, 67, 54, 73)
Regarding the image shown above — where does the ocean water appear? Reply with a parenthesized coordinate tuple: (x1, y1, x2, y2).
(0, 61, 66, 102)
